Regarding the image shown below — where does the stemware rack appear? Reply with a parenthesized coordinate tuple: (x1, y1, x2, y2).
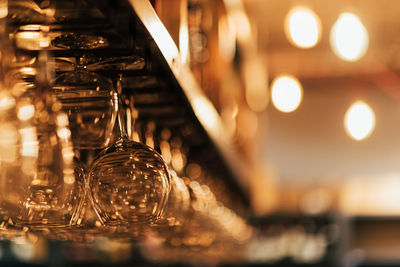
(8, 0, 250, 235)
(0, 0, 255, 264)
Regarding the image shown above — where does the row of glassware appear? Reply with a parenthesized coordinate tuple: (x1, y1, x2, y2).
(0, 3, 253, 251)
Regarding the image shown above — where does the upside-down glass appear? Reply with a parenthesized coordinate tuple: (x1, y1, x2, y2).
(0, 34, 86, 235)
(52, 61, 118, 149)
(88, 76, 170, 230)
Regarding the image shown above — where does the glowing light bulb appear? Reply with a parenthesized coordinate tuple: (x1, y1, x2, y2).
(271, 75, 303, 113)
(330, 13, 369, 61)
(285, 6, 322, 48)
(344, 101, 375, 141)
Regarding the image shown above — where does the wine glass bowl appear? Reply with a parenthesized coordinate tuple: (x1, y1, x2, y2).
(18, 157, 87, 230)
(0, 89, 87, 235)
(52, 70, 118, 149)
(88, 138, 171, 228)
(51, 33, 109, 50)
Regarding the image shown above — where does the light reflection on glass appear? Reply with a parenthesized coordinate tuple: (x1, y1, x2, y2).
(160, 129, 172, 165)
(17, 104, 35, 121)
(57, 127, 71, 140)
(330, 13, 369, 61)
(0, 123, 18, 163)
(192, 96, 219, 133)
(218, 15, 236, 62)
(15, 31, 42, 50)
(19, 127, 38, 158)
(0, 94, 16, 110)
(0, 0, 7, 19)
(19, 67, 37, 76)
(228, 9, 251, 43)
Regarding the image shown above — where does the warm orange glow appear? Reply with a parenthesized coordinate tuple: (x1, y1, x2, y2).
(340, 176, 400, 216)
(0, 123, 18, 163)
(19, 67, 37, 76)
(271, 74, 303, 113)
(344, 101, 375, 141)
(179, 2, 189, 65)
(243, 59, 269, 112)
(218, 15, 236, 62)
(229, 9, 251, 42)
(17, 104, 35, 121)
(237, 107, 258, 139)
(57, 127, 71, 139)
(0, 95, 15, 110)
(299, 188, 332, 215)
(192, 96, 219, 132)
(15, 32, 41, 50)
(0, 0, 7, 19)
(19, 127, 38, 158)
(56, 113, 69, 127)
(330, 13, 369, 61)
(285, 6, 321, 49)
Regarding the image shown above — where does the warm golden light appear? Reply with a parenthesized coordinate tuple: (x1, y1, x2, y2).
(237, 107, 258, 139)
(19, 127, 38, 158)
(229, 9, 251, 42)
(243, 58, 269, 112)
(271, 75, 303, 113)
(0, 123, 18, 163)
(0, 0, 7, 19)
(193, 96, 219, 132)
(0, 95, 15, 111)
(57, 127, 71, 139)
(330, 13, 369, 61)
(179, 1, 189, 65)
(56, 113, 69, 127)
(344, 101, 375, 141)
(15, 32, 41, 50)
(340, 176, 400, 216)
(285, 6, 321, 48)
(17, 104, 35, 121)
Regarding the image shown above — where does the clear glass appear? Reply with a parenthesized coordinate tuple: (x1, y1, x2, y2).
(0, 48, 86, 235)
(52, 70, 118, 149)
(83, 55, 146, 72)
(51, 33, 109, 50)
(89, 139, 170, 226)
(88, 77, 171, 229)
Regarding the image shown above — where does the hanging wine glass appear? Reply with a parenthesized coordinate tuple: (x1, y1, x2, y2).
(88, 75, 170, 233)
(0, 25, 86, 235)
(52, 58, 118, 149)
(18, 50, 87, 231)
(51, 33, 109, 50)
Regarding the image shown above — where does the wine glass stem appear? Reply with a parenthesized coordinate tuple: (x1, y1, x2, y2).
(116, 74, 128, 140)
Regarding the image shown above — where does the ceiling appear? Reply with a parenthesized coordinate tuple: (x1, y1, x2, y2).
(243, 0, 400, 182)
(245, 0, 400, 79)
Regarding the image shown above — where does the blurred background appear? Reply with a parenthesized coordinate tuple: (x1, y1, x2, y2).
(150, 0, 400, 265)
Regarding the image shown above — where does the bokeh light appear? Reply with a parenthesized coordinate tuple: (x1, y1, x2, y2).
(330, 13, 369, 61)
(271, 74, 303, 113)
(344, 100, 375, 141)
(284, 6, 322, 49)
